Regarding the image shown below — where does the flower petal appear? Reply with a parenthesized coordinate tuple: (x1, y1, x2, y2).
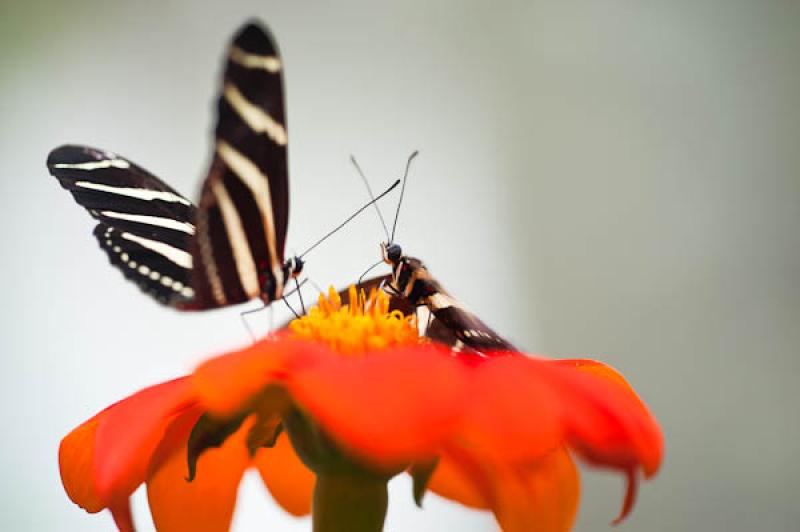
(548, 359, 663, 478)
(59, 413, 105, 513)
(459, 357, 562, 461)
(542, 359, 662, 524)
(490, 448, 579, 532)
(435, 446, 578, 532)
(427, 452, 490, 509)
(193, 336, 322, 417)
(93, 377, 196, 506)
(146, 416, 253, 531)
(109, 499, 135, 532)
(613, 469, 638, 526)
(287, 344, 466, 465)
(252, 432, 315, 517)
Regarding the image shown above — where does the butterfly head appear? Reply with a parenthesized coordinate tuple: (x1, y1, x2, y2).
(286, 256, 304, 277)
(381, 242, 403, 265)
(381, 243, 432, 304)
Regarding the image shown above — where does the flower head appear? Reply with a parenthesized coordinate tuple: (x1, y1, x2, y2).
(60, 287, 663, 531)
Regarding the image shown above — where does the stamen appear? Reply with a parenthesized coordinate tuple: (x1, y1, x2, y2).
(289, 285, 421, 355)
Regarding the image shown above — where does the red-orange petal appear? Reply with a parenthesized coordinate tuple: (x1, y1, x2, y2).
(286, 344, 466, 466)
(93, 377, 196, 506)
(548, 359, 663, 478)
(193, 336, 323, 417)
(146, 416, 254, 531)
(554, 359, 634, 394)
(427, 452, 490, 509)
(59, 412, 105, 513)
(432, 445, 579, 532)
(612, 468, 638, 526)
(252, 432, 315, 517)
(109, 498, 135, 532)
(458, 357, 563, 461)
(490, 447, 579, 532)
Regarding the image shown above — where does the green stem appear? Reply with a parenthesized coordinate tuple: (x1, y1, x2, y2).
(312, 472, 388, 532)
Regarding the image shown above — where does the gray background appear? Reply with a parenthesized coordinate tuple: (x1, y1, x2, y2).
(1, 1, 798, 530)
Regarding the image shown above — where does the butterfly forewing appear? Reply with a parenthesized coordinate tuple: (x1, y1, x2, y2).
(47, 145, 196, 307)
(426, 303, 516, 353)
(191, 22, 290, 309)
(338, 276, 515, 355)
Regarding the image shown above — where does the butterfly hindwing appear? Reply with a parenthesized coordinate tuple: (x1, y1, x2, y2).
(94, 224, 195, 306)
(191, 22, 290, 309)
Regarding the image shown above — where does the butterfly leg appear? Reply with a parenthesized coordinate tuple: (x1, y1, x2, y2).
(282, 296, 300, 320)
(240, 301, 267, 342)
(295, 277, 306, 315)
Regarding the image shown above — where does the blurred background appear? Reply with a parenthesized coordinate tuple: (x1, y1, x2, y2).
(1, 1, 798, 530)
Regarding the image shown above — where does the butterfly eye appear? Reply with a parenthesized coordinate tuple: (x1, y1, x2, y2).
(291, 257, 304, 275)
(387, 244, 402, 262)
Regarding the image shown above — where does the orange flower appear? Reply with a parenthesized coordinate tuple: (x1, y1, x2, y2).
(60, 288, 662, 531)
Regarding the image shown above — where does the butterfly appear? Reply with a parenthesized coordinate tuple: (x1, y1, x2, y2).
(47, 22, 304, 311)
(380, 244, 516, 354)
(347, 154, 517, 356)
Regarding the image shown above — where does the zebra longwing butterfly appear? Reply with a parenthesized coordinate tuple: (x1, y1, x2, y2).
(379, 245, 516, 354)
(47, 22, 303, 311)
(350, 154, 516, 356)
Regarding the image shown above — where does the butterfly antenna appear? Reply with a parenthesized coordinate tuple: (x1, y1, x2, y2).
(299, 179, 401, 258)
(390, 150, 419, 244)
(351, 155, 391, 242)
(357, 259, 384, 291)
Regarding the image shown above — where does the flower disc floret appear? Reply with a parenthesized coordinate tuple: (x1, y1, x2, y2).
(289, 286, 420, 355)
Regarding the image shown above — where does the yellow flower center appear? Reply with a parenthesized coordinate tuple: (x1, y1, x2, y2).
(289, 286, 421, 355)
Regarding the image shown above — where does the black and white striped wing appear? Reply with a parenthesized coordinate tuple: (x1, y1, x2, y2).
(421, 296, 517, 353)
(47, 145, 196, 306)
(191, 22, 290, 310)
(354, 276, 516, 354)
